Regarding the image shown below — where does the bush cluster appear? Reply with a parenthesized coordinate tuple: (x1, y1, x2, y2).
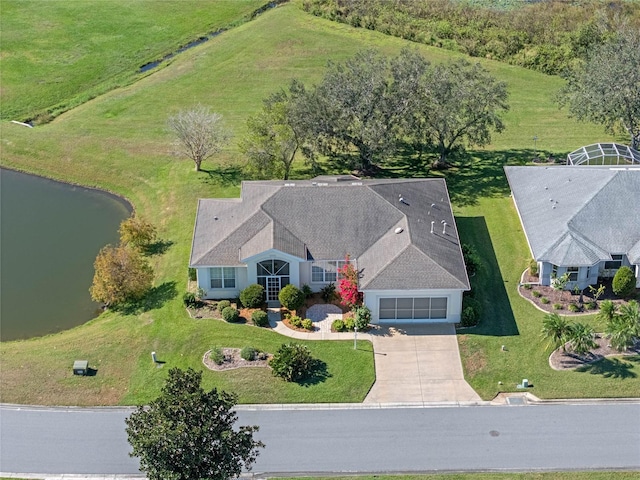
(269, 343, 314, 382)
(251, 310, 269, 327)
(222, 306, 240, 323)
(321, 283, 336, 302)
(528, 259, 539, 276)
(239, 284, 265, 308)
(217, 300, 231, 312)
(183, 292, 198, 308)
(332, 319, 345, 332)
(286, 314, 314, 331)
(460, 296, 482, 327)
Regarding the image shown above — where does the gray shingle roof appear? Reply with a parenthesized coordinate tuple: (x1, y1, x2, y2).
(504, 166, 640, 266)
(190, 177, 470, 291)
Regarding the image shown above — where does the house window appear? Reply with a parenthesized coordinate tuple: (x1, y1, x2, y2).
(551, 264, 558, 277)
(209, 267, 236, 289)
(604, 255, 624, 270)
(311, 260, 350, 283)
(567, 266, 579, 282)
(378, 297, 448, 320)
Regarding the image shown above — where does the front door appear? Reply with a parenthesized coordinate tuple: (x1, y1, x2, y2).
(266, 276, 281, 302)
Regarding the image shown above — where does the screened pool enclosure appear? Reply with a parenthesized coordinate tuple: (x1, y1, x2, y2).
(567, 143, 640, 166)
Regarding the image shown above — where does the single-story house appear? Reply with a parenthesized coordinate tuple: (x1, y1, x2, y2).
(504, 165, 640, 290)
(189, 176, 470, 324)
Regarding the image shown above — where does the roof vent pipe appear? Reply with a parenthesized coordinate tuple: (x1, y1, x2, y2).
(442, 222, 448, 235)
(430, 221, 435, 234)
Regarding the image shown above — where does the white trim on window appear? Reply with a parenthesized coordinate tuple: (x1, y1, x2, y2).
(209, 267, 236, 289)
(311, 260, 350, 283)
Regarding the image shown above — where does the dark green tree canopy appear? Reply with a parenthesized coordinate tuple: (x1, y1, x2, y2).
(559, 28, 640, 149)
(125, 367, 263, 480)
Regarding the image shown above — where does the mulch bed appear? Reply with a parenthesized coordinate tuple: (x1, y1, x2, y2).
(187, 300, 264, 326)
(519, 272, 638, 314)
(202, 348, 271, 371)
(549, 335, 640, 370)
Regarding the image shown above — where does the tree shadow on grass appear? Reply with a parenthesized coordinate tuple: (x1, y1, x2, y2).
(297, 359, 331, 387)
(143, 239, 174, 256)
(117, 281, 178, 315)
(575, 356, 639, 379)
(200, 164, 243, 187)
(456, 216, 518, 336)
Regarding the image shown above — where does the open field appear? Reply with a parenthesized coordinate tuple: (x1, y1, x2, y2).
(0, 0, 267, 121)
(1, 1, 637, 405)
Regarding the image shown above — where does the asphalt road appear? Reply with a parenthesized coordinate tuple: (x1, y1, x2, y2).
(1, 403, 640, 476)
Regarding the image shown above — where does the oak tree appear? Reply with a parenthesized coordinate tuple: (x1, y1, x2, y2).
(126, 367, 264, 480)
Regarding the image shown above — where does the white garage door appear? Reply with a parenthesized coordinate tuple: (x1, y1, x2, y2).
(379, 297, 448, 321)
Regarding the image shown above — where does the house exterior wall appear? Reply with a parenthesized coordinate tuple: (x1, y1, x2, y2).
(363, 288, 463, 324)
(197, 266, 247, 300)
(243, 249, 302, 287)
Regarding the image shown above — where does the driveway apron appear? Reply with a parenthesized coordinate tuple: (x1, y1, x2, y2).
(365, 323, 482, 404)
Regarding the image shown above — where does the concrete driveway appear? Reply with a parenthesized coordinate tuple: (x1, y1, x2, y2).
(364, 323, 482, 404)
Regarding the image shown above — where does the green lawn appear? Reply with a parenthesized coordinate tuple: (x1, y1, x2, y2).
(0, 0, 267, 122)
(0, 1, 637, 406)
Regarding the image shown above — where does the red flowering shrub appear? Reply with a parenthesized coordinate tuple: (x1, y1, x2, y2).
(338, 255, 362, 308)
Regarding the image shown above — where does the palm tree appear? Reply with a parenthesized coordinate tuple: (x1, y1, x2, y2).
(541, 313, 572, 352)
(606, 300, 640, 352)
(597, 300, 618, 323)
(567, 322, 597, 355)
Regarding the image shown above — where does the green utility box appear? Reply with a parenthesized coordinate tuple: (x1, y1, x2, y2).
(73, 360, 89, 376)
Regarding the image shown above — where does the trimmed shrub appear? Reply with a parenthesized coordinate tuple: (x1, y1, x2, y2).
(540, 297, 550, 304)
(301, 318, 313, 330)
(332, 319, 345, 332)
(553, 303, 563, 310)
(532, 290, 542, 298)
(217, 300, 231, 312)
(239, 284, 265, 308)
(183, 292, 197, 308)
(568, 303, 580, 312)
(209, 346, 224, 365)
(612, 266, 636, 298)
(288, 315, 302, 328)
(353, 305, 371, 330)
(523, 283, 532, 290)
(221, 306, 240, 323)
(301, 284, 313, 298)
(528, 259, 539, 276)
(461, 306, 478, 327)
(344, 317, 355, 331)
(586, 301, 598, 310)
(269, 343, 314, 382)
(251, 310, 269, 327)
(188, 268, 197, 281)
(240, 346, 256, 361)
(278, 284, 305, 311)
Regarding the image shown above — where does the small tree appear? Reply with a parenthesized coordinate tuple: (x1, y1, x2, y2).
(269, 343, 314, 382)
(278, 284, 305, 311)
(119, 215, 156, 250)
(612, 266, 637, 299)
(541, 313, 572, 352)
(168, 105, 231, 171)
(597, 299, 618, 323)
(552, 272, 571, 302)
(338, 256, 362, 308)
(125, 368, 263, 480)
(90, 244, 154, 307)
(588, 284, 605, 304)
(353, 305, 371, 330)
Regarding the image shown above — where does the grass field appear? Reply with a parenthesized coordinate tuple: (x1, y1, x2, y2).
(1, 1, 637, 406)
(0, 0, 267, 122)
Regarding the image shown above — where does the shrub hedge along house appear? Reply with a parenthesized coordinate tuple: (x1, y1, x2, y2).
(189, 176, 470, 324)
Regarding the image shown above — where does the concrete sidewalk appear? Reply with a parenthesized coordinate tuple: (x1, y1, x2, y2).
(267, 308, 481, 404)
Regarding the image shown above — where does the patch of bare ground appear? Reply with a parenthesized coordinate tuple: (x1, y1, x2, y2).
(458, 335, 487, 376)
(549, 335, 640, 370)
(203, 348, 271, 372)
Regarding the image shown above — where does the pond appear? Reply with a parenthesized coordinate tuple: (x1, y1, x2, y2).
(0, 168, 132, 341)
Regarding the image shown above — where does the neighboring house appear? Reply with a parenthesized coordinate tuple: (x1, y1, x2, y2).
(504, 165, 640, 290)
(189, 176, 470, 324)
